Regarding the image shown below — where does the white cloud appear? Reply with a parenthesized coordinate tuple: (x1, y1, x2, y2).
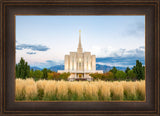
(90, 46, 145, 58)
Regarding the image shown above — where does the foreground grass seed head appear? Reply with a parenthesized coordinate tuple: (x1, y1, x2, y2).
(15, 78, 145, 101)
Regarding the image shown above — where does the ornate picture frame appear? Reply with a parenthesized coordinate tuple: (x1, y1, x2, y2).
(0, 0, 159, 115)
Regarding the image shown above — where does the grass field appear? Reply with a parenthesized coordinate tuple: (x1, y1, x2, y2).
(15, 78, 145, 101)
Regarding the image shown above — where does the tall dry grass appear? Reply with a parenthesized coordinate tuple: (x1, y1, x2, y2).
(99, 81, 111, 100)
(122, 81, 136, 100)
(110, 81, 124, 100)
(68, 81, 85, 100)
(56, 80, 68, 100)
(15, 79, 145, 101)
(24, 78, 37, 100)
(43, 80, 57, 100)
(15, 78, 26, 100)
(36, 80, 48, 99)
(135, 80, 145, 100)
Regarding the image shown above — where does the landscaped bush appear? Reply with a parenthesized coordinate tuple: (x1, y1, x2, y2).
(15, 78, 145, 101)
(90, 72, 114, 81)
(47, 72, 70, 80)
(115, 71, 127, 80)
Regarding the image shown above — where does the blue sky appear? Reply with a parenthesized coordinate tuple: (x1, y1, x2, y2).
(16, 16, 145, 68)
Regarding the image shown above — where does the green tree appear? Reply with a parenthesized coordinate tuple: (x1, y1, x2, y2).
(103, 72, 114, 81)
(47, 72, 61, 80)
(42, 68, 48, 79)
(48, 72, 53, 80)
(127, 70, 136, 80)
(125, 67, 130, 74)
(59, 72, 70, 80)
(25, 62, 30, 78)
(115, 70, 127, 80)
(47, 69, 52, 73)
(142, 66, 145, 80)
(110, 67, 117, 75)
(89, 73, 103, 80)
(110, 67, 118, 79)
(29, 69, 34, 78)
(133, 60, 145, 80)
(33, 70, 43, 80)
(16, 64, 19, 78)
(16, 57, 30, 79)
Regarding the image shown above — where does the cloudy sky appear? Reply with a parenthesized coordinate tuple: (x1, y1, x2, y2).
(16, 16, 145, 68)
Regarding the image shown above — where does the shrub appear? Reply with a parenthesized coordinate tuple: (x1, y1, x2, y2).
(103, 72, 114, 81)
(127, 70, 136, 80)
(89, 73, 103, 80)
(33, 70, 43, 80)
(115, 71, 127, 80)
(48, 72, 53, 80)
(59, 72, 70, 80)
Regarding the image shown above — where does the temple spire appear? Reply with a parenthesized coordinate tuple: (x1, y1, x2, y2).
(78, 30, 82, 48)
(77, 30, 83, 53)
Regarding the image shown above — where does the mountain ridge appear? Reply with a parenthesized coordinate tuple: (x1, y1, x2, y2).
(30, 64, 127, 72)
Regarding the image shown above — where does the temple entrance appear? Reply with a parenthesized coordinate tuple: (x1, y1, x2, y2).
(78, 73, 84, 78)
(79, 74, 82, 78)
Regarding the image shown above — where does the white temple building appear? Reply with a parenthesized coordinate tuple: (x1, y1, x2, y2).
(58, 30, 103, 81)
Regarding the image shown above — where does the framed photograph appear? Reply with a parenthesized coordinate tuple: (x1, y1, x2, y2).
(0, 0, 159, 115)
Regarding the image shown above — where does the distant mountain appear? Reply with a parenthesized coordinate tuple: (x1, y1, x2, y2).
(96, 64, 112, 72)
(96, 64, 127, 72)
(31, 64, 127, 72)
(49, 64, 127, 72)
(30, 66, 42, 71)
(49, 65, 64, 72)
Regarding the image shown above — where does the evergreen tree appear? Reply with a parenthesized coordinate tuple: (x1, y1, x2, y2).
(110, 67, 117, 75)
(142, 66, 145, 80)
(42, 68, 48, 79)
(125, 67, 130, 74)
(110, 67, 117, 79)
(16, 64, 19, 78)
(47, 69, 52, 73)
(16, 57, 30, 79)
(133, 60, 144, 80)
